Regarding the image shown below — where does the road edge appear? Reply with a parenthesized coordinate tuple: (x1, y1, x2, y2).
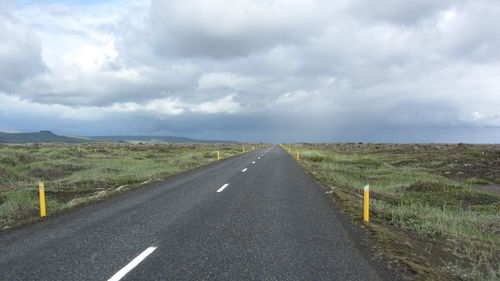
(0, 148, 263, 234)
(283, 150, 412, 281)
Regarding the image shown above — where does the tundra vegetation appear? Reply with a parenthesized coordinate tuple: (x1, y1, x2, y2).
(290, 143, 499, 281)
(0, 142, 248, 229)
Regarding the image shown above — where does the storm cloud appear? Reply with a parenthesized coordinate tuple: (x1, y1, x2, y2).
(0, 0, 499, 142)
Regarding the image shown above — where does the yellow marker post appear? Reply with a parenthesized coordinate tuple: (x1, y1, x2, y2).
(363, 185, 369, 222)
(296, 152, 300, 160)
(252, 146, 255, 150)
(217, 151, 220, 160)
(39, 182, 46, 217)
(243, 147, 245, 153)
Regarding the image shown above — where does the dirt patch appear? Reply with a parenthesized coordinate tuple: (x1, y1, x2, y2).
(475, 183, 500, 196)
(45, 188, 97, 203)
(370, 219, 457, 281)
(101, 167, 119, 173)
(28, 164, 86, 180)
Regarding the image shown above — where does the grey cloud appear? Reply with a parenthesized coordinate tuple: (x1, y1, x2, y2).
(348, 0, 459, 25)
(442, 1, 500, 62)
(0, 13, 46, 92)
(1, 0, 499, 143)
(148, 0, 328, 59)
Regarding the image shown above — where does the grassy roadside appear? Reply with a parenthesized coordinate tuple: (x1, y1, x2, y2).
(287, 143, 499, 281)
(0, 142, 260, 230)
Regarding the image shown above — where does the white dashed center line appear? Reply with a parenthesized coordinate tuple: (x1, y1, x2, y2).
(252, 161, 256, 164)
(217, 183, 229, 192)
(107, 247, 157, 281)
(241, 168, 248, 172)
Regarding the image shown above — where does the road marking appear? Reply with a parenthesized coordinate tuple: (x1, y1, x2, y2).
(241, 168, 248, 172)
(257, 157, 261, 159)
(261, 154, 264, 157)
(251, 161, 256, 164)
(217, 183, 229, 192)
(107, 247, 157, 281)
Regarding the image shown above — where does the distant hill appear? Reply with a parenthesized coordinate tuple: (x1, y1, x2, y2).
(0, 131, 234, 144)
(0, 131, 92, 143)
(90, 135, 198, 143)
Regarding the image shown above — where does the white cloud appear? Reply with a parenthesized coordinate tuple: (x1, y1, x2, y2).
(197, 72, 253, 89)
(0, 91, 242, 123)
(110, 98, 185, 115)
(277, 91, 312, 104)
(190, 95, 241, 114)
(462, 111, 500, 127)
(109, 95, 242, 116)
(64, 42, 118, 72)
(441, 9, 457, 22)
(469, 111, 484, 121)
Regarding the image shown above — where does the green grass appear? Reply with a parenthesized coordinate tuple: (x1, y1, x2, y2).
(466, 151, 485, 157)
(0, 142, 261, 229)
(465, 178, 490, 185)
(0, 190, 64, 226)
(290, 143, 500, 281)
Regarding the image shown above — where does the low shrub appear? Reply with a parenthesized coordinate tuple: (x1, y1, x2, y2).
(0, 191, 38, 227)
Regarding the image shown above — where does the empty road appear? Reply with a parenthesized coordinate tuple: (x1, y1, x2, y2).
(0, 145, 399, 280)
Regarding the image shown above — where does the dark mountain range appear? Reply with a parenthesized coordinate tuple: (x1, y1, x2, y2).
(0, 131, 234, 144)
(0, 131, 91, 143)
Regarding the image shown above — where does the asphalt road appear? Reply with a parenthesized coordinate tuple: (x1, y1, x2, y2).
(0, 145, 400, 281)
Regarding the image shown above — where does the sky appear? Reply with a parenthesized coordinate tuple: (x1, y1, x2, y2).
(1, 0, 500, 143)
